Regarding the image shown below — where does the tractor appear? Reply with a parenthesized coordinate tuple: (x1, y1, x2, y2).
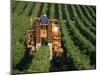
(25, 17, 64, 59)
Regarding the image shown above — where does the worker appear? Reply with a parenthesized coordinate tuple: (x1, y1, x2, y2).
(40, 14, 49, 24)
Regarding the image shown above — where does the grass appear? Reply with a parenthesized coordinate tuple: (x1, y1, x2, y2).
(29, 46, 50, 73)
(13, 46, 50, 74)
(12, 10, 51, 74)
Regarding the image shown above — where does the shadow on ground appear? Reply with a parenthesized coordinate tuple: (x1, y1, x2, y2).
(49, 53, 76, 72)
(15, 48, 34, 71)
(49, 41, 76, 72)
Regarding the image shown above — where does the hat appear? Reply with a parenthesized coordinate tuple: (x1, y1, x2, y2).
(43, 14, 47, 17)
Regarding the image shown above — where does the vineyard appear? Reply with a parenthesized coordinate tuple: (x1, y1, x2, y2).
(12, 1, 96, 74)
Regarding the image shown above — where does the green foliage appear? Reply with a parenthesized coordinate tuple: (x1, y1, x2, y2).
(65, 5, 96, 65)
(24, 2, 34, 16)
(50, 4, 54, 19)
(41, 3, 48, 15)
(12, 14, 30, 69)
(58, 4, 93, 69)
(14, 2, 27, 14)
(31, 3, 41, 17)
(12, 1, 96, 73)
(82, 5, 95, 24)
(29, 46, 50, 72)
(76, 5, 96, 34)
(71, 5, 96, 45)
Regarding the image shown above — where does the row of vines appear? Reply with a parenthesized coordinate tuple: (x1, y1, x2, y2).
(12, 1, 96, 73)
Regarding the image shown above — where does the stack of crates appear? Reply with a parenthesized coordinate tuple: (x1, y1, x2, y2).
(36, 22, 40, 43)
(47, 22, 52, 43)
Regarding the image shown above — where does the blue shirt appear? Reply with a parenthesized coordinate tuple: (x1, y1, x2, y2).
(40, 17, 48, 23)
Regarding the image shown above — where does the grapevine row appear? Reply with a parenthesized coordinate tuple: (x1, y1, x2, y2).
(64, 5, 96, 65)
(70, 5, 96, 45)
(41, 3, 48, 15)
(31, 3, 41, 18)
(37, 3, 44, 17)
(12, 1, 20, 11)
(59, 4, 93, 70)
(75, 5, 96, 34)
(24, 2, 35, 16)
(49, 4, 55, 19)
(86, 6, 96, 19)
(14, 2, 27, 15)
(80, 5, 96, 25)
